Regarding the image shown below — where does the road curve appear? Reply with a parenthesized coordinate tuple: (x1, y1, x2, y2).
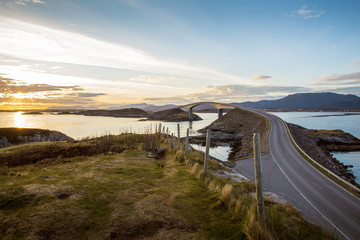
(234, 110, 360, 240)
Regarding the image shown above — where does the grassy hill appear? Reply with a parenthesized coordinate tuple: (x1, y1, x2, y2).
(0, 133, 334, 239)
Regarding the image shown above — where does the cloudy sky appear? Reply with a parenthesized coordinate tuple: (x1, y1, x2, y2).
(1, 0, 360, 109)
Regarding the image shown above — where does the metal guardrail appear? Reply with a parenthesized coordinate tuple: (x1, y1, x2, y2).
(281, 118, 360, 194)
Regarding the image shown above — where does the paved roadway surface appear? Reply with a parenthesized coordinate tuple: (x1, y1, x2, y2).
(234, 110, 360, 240)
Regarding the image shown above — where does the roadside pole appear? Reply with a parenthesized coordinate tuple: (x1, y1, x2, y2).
(204, 129, 211, 176)
(253, 133, 265, 224)
(185, 128, 190, 156)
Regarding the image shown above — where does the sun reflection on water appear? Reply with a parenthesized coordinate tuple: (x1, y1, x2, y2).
(14, 112, 26, 128)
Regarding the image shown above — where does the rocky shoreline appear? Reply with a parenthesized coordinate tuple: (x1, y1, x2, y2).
(0, 128, 73, 149)
(287, 123, 360, 186)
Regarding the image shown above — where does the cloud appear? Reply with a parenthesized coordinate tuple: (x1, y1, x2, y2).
(143, 84, 311, 104)
(0, 75, 106, 107)
(349, 59, 360, 67)
(0, 16, 251, 84)
(6, 0, 45, 7)
(130, 75, 187, 84)
(288, 5, 325, 19)
(0, 75, 82, 94)
(317, 72, 360, 85)
(75, 92, 107, 98)
(251, 74, 271, 80)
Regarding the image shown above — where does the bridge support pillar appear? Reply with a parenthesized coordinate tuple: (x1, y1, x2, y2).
(218, 108, 224, 119)
(189, 107, 193, 121)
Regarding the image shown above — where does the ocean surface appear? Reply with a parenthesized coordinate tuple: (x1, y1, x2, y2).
(0, 111, 358, 183)
(270, 111, 360, 184)
(0, 112, 232, 161)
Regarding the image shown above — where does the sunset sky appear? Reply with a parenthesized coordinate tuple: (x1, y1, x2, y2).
(1, 0, 360, 109)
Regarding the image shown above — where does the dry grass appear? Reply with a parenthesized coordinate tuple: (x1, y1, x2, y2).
(174, 150, 185, 163)
(0, 133, 336, 240)
(183, 146, 335, 240)
(0, 140, 248, 240)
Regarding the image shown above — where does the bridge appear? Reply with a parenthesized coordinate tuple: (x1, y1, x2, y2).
(179, 102, 237, 120)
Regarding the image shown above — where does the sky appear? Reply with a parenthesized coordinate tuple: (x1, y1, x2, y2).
(1, 0, 360, 109)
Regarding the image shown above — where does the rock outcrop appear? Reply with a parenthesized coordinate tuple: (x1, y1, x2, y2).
(0, 128, 73, 149)
(189, 108, 267, 160)
(145, 108, 202, 122)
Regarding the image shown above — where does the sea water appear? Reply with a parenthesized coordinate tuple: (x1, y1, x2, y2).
(0, 112, 231, 161)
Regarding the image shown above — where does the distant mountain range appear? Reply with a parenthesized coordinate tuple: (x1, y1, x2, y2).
(237, 92, 360, 110)
(46, 92, 360, 112)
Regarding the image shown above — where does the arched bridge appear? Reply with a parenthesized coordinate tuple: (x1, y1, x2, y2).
(179, 102, 237, 120)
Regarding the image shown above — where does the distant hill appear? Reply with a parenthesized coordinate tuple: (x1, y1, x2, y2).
(237, 92, 360, 110)
(107, 103, 178, 112)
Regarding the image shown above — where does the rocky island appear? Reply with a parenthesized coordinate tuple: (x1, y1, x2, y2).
(144, 108, 202, 122)
(80, 108, 149, 118)
(0, 128, 73, 149)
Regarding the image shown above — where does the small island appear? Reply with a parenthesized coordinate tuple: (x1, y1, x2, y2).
(144, 108, 202, 122)
(22, 111, 43, 115)
(81, 108, 149, 118)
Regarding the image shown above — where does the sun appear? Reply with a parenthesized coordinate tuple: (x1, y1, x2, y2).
(13, 111, 26, 128)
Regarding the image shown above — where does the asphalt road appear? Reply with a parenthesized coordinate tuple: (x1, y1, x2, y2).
(234, 110, 360, 240)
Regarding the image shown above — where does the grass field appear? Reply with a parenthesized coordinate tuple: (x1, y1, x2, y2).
(0, 134, 335, 239)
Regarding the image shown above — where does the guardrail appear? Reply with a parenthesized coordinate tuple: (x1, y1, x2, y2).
(281, 118, 360, 195)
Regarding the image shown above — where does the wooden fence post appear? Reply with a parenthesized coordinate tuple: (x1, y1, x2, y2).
(177, 124, 181, 149)
(204, 129, 211, 176)
(185, 128, 190, 156)
(158, 123, 162, 134)
(166, 127, 169, 142)
(171, 133, 175, 150)
(253, 133, 265, 223)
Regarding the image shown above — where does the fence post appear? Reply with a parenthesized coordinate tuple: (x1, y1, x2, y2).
(185, 128, 190, 156)
(167, 127, 169, 142)
(177, 124, 181, 149)
(253, 133, 265, 224)
(158, 123, 162, 134)
(171, 133, 175, 150)
(204, 129, 211, 176)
